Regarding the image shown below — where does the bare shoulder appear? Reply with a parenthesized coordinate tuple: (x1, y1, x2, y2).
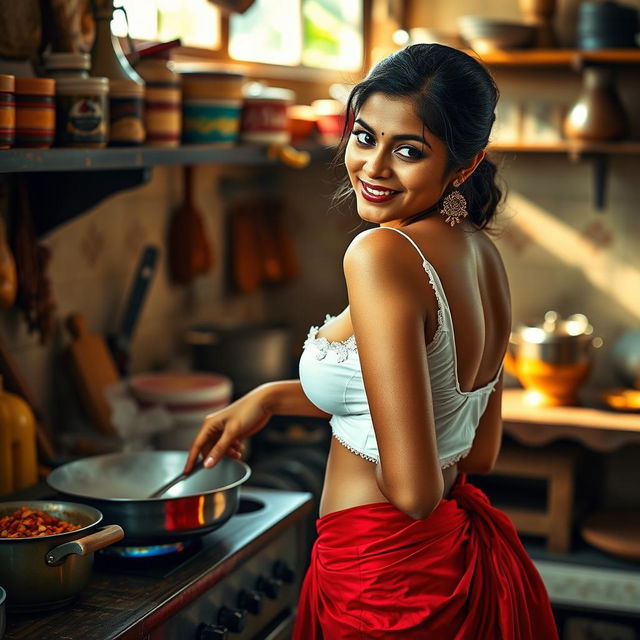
(343, 227, 418, 277)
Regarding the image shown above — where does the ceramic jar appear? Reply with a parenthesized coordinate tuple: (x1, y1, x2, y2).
(240, 85, 294, 145)
(55, 76, 109, 147)
(0, 74, 15, 149)
(181, 71, 244, 145)
(108, 79, 145, 146)
(135, 57, 181, 147)
(14, 77, 55, 148)
(564, 66, 629, 141)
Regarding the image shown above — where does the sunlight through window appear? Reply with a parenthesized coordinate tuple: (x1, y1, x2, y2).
(112, 0, 220, 49)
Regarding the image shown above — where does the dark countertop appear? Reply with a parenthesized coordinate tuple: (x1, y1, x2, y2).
(3, 485, 313, 640)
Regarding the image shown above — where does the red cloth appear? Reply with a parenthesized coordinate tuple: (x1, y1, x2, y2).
(293, 474, 558, 639)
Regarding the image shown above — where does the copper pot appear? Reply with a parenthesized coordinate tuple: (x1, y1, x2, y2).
(505, 311, 603, 406)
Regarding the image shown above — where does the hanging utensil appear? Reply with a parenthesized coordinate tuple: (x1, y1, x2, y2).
(106, 245, 159, 375)
(168, 166, 213, 285)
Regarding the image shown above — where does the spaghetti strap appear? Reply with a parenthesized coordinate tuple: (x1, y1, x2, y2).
(378, 226, 429, 264)
(374, 226, 502, 395)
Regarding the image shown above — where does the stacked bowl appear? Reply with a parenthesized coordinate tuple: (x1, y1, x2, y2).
(128, 372, 233, 450)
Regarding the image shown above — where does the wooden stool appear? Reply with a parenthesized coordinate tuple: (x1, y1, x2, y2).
(491, 443, 578, 553)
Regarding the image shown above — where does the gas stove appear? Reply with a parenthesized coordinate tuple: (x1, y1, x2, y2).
(4, 487, 313, 640)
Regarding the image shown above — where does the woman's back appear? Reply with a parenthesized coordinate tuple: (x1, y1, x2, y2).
(312, 218, 511, 517)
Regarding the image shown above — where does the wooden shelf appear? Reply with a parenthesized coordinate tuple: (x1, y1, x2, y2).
(467, 48, 640, 68)
(0, 143, 330, 174)
(489, 141, 640, 157)
(502, 388, 640, 452)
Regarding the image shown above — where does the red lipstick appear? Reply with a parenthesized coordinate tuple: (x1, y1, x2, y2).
(359, 180, 398, 203)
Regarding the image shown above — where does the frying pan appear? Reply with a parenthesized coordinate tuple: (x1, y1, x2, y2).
(47, 452, 251, 544)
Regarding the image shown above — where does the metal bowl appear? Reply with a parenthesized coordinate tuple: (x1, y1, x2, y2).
(458, 16, 537, 53)
(47, 452, 251, 544)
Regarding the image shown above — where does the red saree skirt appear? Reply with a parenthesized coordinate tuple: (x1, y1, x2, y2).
(293, 474, 558, 639)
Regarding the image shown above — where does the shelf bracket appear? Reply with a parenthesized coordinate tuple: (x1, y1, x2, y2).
(568, 150, 608, 211)
(591, 153, 608, 211)
(24, 168, 152, 236)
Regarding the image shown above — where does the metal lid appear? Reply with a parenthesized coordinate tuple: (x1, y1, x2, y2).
(42, 52, 91, 71)
(243, 82, 295, 102)
(514, 311, 599, 344)
(55, 76, 109, 94)
(0, 73, 14, 92)
(14, 76, 55, 96)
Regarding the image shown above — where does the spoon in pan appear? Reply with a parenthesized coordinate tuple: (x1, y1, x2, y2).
(147, 459, 205, 499)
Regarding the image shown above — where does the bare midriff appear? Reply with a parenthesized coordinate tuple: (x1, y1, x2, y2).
(319, 437, 459, 518)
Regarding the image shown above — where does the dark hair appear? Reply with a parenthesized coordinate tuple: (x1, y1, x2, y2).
(335, 43, 504, 229)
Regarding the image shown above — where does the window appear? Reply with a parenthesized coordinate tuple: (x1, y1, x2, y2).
(111, 0, 363, 72)
(112, 0, 221, 50)
(229, 0, 363, 70)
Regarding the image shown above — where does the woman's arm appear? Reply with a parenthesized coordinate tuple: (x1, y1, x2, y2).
(260, 379, 331, 419)
(344, 229, 444, 520)
(185, 379, 329, 472)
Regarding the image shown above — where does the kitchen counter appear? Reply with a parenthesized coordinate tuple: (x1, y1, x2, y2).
(502, 388, 640, 451)
(3, 485, 313, 640)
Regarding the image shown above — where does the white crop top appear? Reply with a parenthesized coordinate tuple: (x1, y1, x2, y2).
(299, 226, 502, 469)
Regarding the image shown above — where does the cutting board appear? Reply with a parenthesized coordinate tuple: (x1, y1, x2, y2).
(65, 313, 119, 436)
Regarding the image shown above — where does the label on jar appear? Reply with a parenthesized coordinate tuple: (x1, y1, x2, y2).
(57, 93, 107, 146)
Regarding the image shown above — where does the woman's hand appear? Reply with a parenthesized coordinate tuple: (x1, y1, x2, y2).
(184, 386, 272, 472)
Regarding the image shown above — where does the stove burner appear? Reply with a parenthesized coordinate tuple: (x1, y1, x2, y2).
(101, 539, 198, 558)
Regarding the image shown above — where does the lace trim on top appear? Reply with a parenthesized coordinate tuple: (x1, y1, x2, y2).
(332, 433, 471, 469)
(422, 259, 445, 345)
(304, 314, 357, 362)
(332, 433, 378, 463)
(303, 257, 446, 364)
(440, 447, 471, 469)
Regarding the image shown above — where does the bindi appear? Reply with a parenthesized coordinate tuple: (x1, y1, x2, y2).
(381, 131, 384, 136)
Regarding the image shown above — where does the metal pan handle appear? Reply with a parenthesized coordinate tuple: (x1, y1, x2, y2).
(45, 525, 125, 566)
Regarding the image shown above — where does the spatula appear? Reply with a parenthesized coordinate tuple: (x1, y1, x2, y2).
(147, 459, 205, 499)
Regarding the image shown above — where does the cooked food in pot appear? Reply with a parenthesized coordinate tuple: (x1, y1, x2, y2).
(0, 506, 82, 538)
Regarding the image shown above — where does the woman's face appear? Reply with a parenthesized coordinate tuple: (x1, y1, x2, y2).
(345, 92, 454, 227)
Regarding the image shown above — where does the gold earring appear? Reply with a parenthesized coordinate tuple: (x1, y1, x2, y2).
(440, 179, 468, 226)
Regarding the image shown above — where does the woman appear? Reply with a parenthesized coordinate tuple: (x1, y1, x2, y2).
(185, 44, 558, 639)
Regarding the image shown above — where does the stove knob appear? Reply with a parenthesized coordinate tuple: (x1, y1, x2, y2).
(217, 606, 246, 633)
(238, 589, 262, 615)
(272, 560, 295, 584)
(256, 575, 282, 600)
(198, 623, 228, 640)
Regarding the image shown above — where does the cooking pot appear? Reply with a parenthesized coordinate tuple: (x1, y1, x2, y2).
(0, 501, 123, 611)
(505, 311, 603, 406)
(186, 324, 293, 396)
(47, 452, 251, 544)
